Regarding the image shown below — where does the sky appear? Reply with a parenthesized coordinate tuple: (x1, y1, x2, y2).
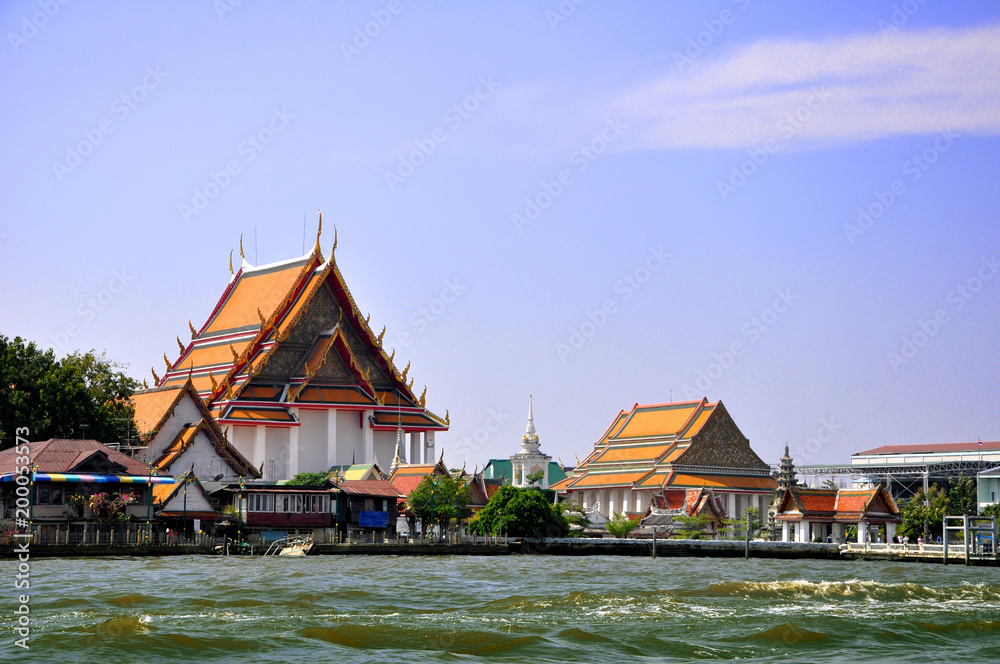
(2, 1, 998, 471)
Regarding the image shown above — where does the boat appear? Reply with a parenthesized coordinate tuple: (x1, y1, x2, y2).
(265, 536, 314, 557)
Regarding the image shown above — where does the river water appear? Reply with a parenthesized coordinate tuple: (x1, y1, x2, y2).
(2, 554, 999, 663)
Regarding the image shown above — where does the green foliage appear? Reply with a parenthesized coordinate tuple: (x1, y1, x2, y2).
(526, 469, 545, 486)
(407, 474, 472, 531)
(947, 476, 978, 516)
(672, 514, 711, 539)
(87, 491, 138, 522)
(286, 472, 329, 486)
(821, 479, 839, 490)
(720, 507, 760, 540)
(900, 485, 949, 539)
(981, 503, 1000, 518)
(0, 336, 140, 450)
(605, 512, 640, 538)
(468, 485, 568, 538)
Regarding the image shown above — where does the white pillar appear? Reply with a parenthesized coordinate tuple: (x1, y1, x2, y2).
(288, 408, 300, 477)
(326, 410, 338, 469)
(363, 409, 374, 464)
(727, 492, 737, 520)
(887, 522, 896, 542)
(798, 519, 810, 543)
(857, 522, 866, 544)
(425, 431, 436, 463)
(253, 425, 266, 469)
(782, 521, 790, 542)
(409, 432, 420, 465)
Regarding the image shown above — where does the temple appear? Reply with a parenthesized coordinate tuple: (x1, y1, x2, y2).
(551, 398, 776, 521)
(774, 485, 901, 544)
(134, 215, 448, 482)
(483, 396, 567, 490)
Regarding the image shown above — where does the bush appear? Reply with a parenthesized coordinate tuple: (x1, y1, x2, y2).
(605, 512, 640, 538)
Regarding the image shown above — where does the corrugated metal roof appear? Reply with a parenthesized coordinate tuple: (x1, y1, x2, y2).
(0, 439, 151, 476)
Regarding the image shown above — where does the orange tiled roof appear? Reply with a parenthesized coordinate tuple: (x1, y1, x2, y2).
(590, 443, 673, 464)
(667, 473, 777, 491)
(221, 406, 295, 423)
(204, 259, 309, 335)
(566, 470, 648, 489)
(614, 401, 705, 439)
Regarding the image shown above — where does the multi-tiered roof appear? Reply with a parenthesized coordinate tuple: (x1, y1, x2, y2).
(147, 218, 448, 435)
(551, 398, 776, 493)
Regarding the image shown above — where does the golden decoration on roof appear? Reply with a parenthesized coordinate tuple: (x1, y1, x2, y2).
(389, 349, 395, 364)
(407, 377, 414, 391)
(445, 410, 450, 425)
(419, 386, 427, 407)
(188, 320, 197, 338)
(401, 361, 410, 381)
(176, 336, 185, 353)
(333, 224, 337, 251)
(257, 307, 266, 328)
(229, 250, 234, 275)
(239, 233, 245, 260)
(163, 353, 172, 372)
(314, 210, 322, 258)
(365, 312, 371, 327)
(143, 379, 148, 390)
(229, 344, 239, 362)
(151, 367, 160, 384)
(209, 373, 218, 391)
(376, 325, 385, 346)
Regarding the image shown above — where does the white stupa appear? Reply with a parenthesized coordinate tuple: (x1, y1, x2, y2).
(511, 395, 552, 488)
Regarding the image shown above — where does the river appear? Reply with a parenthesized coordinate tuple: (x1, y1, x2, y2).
(2, 555, 999, 662)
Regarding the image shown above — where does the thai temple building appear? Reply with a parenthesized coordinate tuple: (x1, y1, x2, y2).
(774, 485, 901, 544)
(551, 398, 777, 521)
(483, 396, 567, 490)
(134, 216, 449, 482)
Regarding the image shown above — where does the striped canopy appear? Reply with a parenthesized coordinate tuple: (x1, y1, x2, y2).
(0, 473, 176, 484)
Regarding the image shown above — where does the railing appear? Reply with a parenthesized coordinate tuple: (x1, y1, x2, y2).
(840, 541, 995, 558)
(6, 526, 216, 547)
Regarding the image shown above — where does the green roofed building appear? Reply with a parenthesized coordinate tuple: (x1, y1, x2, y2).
(482, 397, 568, 490)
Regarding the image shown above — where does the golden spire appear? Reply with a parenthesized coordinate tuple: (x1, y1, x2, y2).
(314, 210, 322, 257)
(188, 320, 197, 339)
(444, 410, 450, 425)
(229, 250, 234, 276)
(401, 361, 410, 382)
(239, 233, 245, 260)
(333, 225, 337, 251)
(151, 367, 160, 384)
(376, 325, 386, 346)
(176, 336, 185, 354)
(419, 386, 427, 407)
(163, 353, 172, 372)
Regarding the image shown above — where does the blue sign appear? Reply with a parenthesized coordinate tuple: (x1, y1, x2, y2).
(359, 510, 389, 528)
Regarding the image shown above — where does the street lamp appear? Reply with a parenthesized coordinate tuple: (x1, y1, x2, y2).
(182, 470, 190, 544)
(146, 461, 154, 544)
(236, 476, 244, 549)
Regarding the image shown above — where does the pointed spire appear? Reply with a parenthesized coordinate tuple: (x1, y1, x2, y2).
(525, 394, 536, 438)
(239, 233, 245, 260)
(314, 210, 323, 260)
(189, 320, 197, 339)
(229, 250, 234, 276)
(176, 336, 185, 354)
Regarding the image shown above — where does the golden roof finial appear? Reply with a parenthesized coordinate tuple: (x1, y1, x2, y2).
(229, 344, 239, 363)
(400, 361, 410, 382)
(333, 225, 337, 251)
(188, 319, 197, 339)
(419, 386, 427, 407)
(209, 373, 218, 391)
(336, 307, 343, 328)
(365, 312, 371, 327)
(407, 377, 414, 391)
(376, 325, 385, 346)
(445, 409, 450, 425)
(239, 233, 245, 260)
(163, 353, 172, 372)
(151, 367, 160, 384)
(176, 336, 185, 354)
(257, 307, 266, 328)
(143, 378, 148, 390)
(314, 210, 323, 258)
(229, 250, 234, 276)
(389, 349, 395, 364)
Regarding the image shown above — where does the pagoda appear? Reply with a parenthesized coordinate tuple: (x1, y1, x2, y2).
(510, 396, 553, 488)
(139, 214, 449, 481)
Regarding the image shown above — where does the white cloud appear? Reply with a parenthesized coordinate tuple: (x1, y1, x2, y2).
(606, 23, 1000, 150)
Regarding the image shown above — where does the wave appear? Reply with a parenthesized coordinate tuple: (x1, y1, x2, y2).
(698, 579, 1000, 602)
(742, 621, 830, 645)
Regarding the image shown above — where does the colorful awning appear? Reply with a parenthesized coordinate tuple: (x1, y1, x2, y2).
(0, 473, 176, 484)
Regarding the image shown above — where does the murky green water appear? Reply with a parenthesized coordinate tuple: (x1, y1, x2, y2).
(2, 554, 999, 662)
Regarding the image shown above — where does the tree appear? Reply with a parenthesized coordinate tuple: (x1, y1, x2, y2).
(0, 336, 141, 450)
(286, 472, 329, 486)
(605, 512, 640, 538)
(720, 506, 760, 540)
(821, 479, 839, 491)
(468, 485, 568, 538)
(407, 474, 472, 534)
(947, 476, 978, 516)
(899, 485, 949, 539)
(672, 514, 711, 539)
(526, 469, 545, 486)
(981, 503, 1000, 519)
(557, 501, 591, 536)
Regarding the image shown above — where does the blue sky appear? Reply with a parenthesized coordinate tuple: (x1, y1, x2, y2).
(2, 1, 998, 469)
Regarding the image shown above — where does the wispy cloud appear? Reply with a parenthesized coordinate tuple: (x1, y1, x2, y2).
(607, 23, 1000, 150)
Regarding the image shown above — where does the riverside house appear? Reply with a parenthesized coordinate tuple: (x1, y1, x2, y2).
(0, 439, 175, 543)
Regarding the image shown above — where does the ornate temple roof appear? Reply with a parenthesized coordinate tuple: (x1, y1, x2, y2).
(143, 217, 448, 435)
(775, 485, 900, 522)
(557, 398, 776, 494)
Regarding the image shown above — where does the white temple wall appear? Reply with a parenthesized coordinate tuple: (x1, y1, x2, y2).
(264, 427, 290, 481)
(372, 430, 395, 469)
(335, 410, 365, 466)
(170, 432, 240, 482)
(296, 409, 329, 474)
(141, 397, 203, 465)
(231, 426, 256, 468)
